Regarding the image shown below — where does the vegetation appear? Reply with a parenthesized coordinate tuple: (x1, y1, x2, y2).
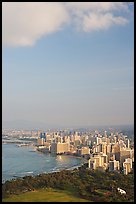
(2, 188, 90, 202)
(2, 166, 134, 202)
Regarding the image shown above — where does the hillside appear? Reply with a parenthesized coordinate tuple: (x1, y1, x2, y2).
(2, 167, 134, 202)
(2, 188, 90, 202)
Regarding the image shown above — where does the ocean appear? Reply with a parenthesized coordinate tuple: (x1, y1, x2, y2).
(2, 143, 84, 183)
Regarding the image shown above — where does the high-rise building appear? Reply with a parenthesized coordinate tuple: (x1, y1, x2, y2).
(126, 139, 130, 149)
(97, 143, 107, 154)
(77, 146, 90, 156)
(120, 149, 131, 166)
(107, 144, 112, 153)
(88, 153, 107, 170)
(96, 137, 102, 145)
(130, 149, 134, 162)
(104, 130, 107, 138)
(101, 154, 108, 164)
(125, 158, 132, 168)
(74, 140, 81, 147)
(109, 160, 120, 172)
(40, 132, 43, 138)
(74, 134, 80, 141)
(37, 137, 45, 146)
(63, 136, 70, 143)
(50, 142, 70, 154)
(112, 143, 120, 161)
(123, 161, 131, 175)
(55, 136, 63, 143)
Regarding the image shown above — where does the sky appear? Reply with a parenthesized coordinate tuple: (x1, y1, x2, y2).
(2, 2, 134, 129)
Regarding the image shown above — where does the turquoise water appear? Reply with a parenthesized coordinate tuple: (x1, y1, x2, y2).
(2, 143, 83, 182)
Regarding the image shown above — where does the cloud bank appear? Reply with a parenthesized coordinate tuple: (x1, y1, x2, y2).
(2, 2, 130, 47)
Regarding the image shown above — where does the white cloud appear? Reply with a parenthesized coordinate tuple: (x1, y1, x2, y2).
(81, 12, 128, 32)
(2, 2, 69, 47)
(2, 2, 130, 47)
(65, 2, 129, 12)
(66, 2, 129, 32)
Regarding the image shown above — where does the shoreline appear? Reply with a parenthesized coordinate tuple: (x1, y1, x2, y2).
(2, 143, 87, 183)
(35, 147, 88, 171)
(2, 163, 83, 184)
(35, 145, 88, 161)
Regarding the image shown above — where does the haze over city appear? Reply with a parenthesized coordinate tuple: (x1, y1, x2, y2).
(2, 2, 134, 129)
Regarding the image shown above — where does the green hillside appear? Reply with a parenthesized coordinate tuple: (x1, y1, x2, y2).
(2, 188, 90, 202)
(2, 168, 134, 202)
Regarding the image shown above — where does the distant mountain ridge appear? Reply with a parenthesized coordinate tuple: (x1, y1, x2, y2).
(2, 120, 57, 130)
(2, 120, 134, 132)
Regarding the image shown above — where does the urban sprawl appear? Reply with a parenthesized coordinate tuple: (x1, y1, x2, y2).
(3, 128, 134, 176)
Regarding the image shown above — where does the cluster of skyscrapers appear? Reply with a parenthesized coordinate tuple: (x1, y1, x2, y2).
(37, 129, 134, 175)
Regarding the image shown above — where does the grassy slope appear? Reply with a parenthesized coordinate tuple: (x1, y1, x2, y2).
(2, 188, 91, 202)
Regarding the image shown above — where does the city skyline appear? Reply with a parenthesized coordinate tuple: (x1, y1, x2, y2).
(2, 2, 134, 128)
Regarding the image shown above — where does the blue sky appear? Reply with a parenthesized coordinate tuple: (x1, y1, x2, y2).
(2, 2, 134, 128)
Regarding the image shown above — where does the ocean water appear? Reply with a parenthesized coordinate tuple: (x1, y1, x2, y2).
(2, 143, 84, 182)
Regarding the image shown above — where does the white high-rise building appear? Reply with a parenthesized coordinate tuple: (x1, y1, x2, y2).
(88, 153, 108, 170)
(96, 137, 102, 145)
(125, 158, 132, 168)
(126, 139, 130, 149)
(123, 161, 131, 175)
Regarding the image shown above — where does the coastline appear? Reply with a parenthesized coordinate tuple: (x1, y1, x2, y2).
(35, 147, 88, 171)
(2, 143, 86, 183)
